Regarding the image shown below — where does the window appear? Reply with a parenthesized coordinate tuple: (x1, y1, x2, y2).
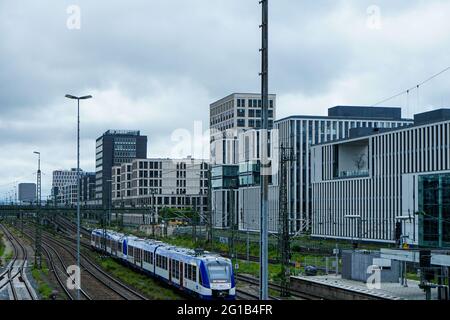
(207, 263, 230, 282)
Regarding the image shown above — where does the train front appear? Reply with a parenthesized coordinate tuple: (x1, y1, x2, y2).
(205, 258, 235, 300)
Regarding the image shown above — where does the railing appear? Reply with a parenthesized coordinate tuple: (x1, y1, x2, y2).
(338, 170, 369, 179)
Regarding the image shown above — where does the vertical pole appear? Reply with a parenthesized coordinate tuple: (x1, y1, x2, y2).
(335, 243, 339, 276)
(76, 98, 81, 301)
(152, 190, 155, 237)
(109, 180, 112, 227)
(247, 229, 250, 262)
(259, 0, 269, 301)
(35, 154, 42, 269)
(208, 167, 213, 250)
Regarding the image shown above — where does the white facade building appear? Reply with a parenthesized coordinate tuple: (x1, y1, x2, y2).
(310, 109, 450, 245)
(112, 157, 209, 217)
(52, 169, 80, 204)
(276, 106, 413, 235)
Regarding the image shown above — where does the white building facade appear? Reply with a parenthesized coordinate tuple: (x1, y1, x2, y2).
(276, 106, 413, 235)
(310, 109, 450, 245)
(112, 157, 209, 217)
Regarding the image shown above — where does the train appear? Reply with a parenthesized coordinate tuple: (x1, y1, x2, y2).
(90, 229, 236, 300)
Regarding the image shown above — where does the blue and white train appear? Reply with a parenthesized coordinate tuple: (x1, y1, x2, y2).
(91, 229, 236, 300)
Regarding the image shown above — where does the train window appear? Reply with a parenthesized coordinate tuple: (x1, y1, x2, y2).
(193, 266, 197, 282)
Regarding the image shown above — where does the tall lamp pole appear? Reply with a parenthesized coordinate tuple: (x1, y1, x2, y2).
(33, 151, 42, 269)
(65, 94, 92, 300)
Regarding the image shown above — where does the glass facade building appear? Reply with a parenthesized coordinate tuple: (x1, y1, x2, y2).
(419, 173, 450, 248)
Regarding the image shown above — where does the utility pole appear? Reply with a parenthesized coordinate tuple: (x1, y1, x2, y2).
(192, 197, 197, 243)
(229, 190, 236, 268)
(151, 189, 156, 237)
(259, 0, 269, 300)
(207, 166, 213, 250)
(279, 145, 294, 297)
(33, 151, 42, 269)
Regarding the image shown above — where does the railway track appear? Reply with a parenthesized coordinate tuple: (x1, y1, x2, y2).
(236, 274, 323, 300)
(23, 223, 148, 300)
(0, 224, 36, 300)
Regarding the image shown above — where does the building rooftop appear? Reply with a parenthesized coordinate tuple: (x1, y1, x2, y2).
(312, 108, 450, 146)
(276, 106, 413, 123)
(414, 108, 450, 126)
(103, 129, 141, 136)
(210, 93, 277, 107)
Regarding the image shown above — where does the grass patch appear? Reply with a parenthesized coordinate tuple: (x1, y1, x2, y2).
(31, 257, 53, 299)
(0, 231, 5, 259)
(93, 255, 183, 300)
(235, 260, 282, 281)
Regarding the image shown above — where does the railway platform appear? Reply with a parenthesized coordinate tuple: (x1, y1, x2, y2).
(291, 275, 439, 300)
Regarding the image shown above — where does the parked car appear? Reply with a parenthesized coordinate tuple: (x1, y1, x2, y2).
(305, 265, 318, 276)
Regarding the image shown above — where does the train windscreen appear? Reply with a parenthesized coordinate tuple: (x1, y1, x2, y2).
(207, 263, 231, 283)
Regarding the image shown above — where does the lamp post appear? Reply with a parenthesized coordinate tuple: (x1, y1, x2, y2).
(65, 94, 92, 300)
(33, 151, 42, 269)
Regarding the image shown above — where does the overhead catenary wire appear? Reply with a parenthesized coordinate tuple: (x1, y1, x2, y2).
(371, 66, 450, 107)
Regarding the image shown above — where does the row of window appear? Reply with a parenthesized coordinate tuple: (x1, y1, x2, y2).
(237, 98, 274, 108)
(138, 162, 161, 170)
(139, 171, 161, 178)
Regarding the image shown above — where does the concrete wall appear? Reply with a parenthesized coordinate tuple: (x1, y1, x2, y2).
(342, 250, 400, 283)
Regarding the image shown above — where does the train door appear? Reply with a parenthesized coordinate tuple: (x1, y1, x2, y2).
(169, 258, 172, 283)
(180, 262, 184, 289)
(123, 239, 128, 257)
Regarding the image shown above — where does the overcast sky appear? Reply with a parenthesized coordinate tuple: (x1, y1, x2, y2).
(1, 0, 450, 199)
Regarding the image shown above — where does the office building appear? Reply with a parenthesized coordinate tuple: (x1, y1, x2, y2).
(210, 93, 276, 140)
(310, 108, 450, 247)
(53, 171, 95, 206)
(95, 130, 147, 206)
(52, 169, 80, 204)
(276, 106, 413, 235)
(211, 128, 279, 232)
(111, 157, 209, 218)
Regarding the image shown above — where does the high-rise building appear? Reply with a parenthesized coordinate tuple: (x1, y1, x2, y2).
(210, 103, 414, 234)
(18, 183, 36, 203)
(210, 93, 276, 139)
(95, 130, 147, 206)
(52, 170, 95, 206)
(209, 93, 277, 231)
(310, 108, 450, 246)
(276, 106, 413, 235)
(52, 169, 80, 204)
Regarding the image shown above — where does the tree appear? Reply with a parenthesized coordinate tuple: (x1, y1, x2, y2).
(354, 153, 367, 171)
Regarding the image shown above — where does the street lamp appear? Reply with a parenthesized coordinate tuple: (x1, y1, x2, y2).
(65, 94, 92, 300)
(33, 151, 42, 269)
